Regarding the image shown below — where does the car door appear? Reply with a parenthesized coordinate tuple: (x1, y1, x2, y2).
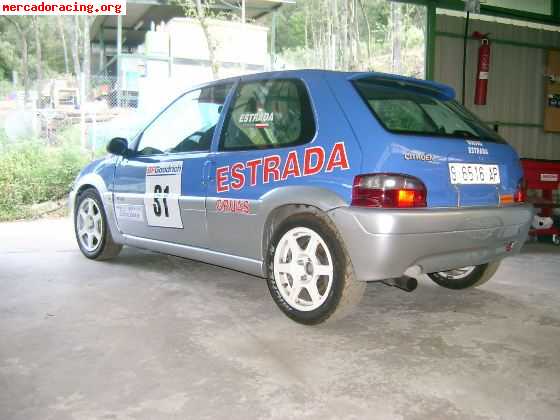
(113, 82, 234, 248)
(206, 77, 319, 259)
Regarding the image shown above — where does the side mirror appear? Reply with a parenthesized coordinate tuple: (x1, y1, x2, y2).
(107, 137, 130, 157)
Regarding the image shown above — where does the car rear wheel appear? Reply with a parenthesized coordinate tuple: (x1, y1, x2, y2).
(74, 189, 122, 260)
(427, 261, 501, 290)
(267, 213, 365, 325)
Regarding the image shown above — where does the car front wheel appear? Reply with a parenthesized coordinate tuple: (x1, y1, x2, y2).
(267, 213, 365, 325)
(74, 189, 122, 260)
(427, 261, 501, 290)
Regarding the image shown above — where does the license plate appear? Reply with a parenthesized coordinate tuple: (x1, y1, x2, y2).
(448, 163, 500, 185)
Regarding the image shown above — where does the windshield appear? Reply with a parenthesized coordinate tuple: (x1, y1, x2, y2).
(353, 79, 506, 144)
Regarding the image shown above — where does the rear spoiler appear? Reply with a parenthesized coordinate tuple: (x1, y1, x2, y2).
(350, 72, 456, 101)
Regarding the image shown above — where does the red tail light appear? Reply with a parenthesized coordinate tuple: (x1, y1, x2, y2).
(352, 174, 427, 208)
(514, 178, 526, 203)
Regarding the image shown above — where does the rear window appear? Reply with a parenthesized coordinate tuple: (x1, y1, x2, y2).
(220, 79, 316, 151)
(353, 79, 505, 143)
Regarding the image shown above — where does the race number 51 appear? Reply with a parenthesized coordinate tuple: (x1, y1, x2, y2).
(144, 162, 183, 228)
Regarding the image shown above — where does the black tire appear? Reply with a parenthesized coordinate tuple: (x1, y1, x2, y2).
(267, 213, 365, 325)
(74, 188, 122, 260)
(427, 260, 501, 290)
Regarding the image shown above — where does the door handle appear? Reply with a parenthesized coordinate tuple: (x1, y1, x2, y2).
(203, 160, 215, 185)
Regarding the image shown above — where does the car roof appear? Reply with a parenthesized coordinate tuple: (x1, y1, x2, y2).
(199, 69, 455, 101)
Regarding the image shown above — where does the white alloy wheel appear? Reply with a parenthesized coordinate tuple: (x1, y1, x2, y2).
(436, 266, 476, 280)
(273, 227, 334, 312)
(76, 197, 103, 252)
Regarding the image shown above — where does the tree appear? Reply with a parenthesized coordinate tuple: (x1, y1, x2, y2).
(271, 0, 425, 77)
(357, 0, 372, 68)
(32, 17, 43, 82)
(82, 16, 91, 99)
(70, 15, 81, 76)
(2, 16, 30, 104)
(391, 1, 402, 74)
(57, 16, 70, 74)
(176, 0, 222, 79)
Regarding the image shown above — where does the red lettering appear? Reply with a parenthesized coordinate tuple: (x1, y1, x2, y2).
(325, 142, 350, 172)
(230, 162, 246, 190)
(215, 199, 250, 214)
(263, 155, 281, 184)
(216, 166, 230, 193)
(246, 158, 262, 186)
(303, 146, 325, 176)
(281, 150, 301, 180)
(215, 143, 349, 193)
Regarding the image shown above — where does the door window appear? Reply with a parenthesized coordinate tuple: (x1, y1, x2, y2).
(220, 79, 315, 151)
(137, 83, 233, 155)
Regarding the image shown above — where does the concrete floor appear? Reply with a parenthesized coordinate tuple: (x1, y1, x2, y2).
(1, 218, 559, 420)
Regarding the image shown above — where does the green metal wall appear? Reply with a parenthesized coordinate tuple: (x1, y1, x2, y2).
(434, 13, 560, 159)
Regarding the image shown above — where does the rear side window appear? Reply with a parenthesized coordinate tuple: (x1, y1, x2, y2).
(220, 79, 315, 151)
(353, 79, 505, 143)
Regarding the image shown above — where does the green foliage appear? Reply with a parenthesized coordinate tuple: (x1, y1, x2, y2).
(274, 6, 308, 53)
(0, 37, 18, 81)
(0, 135, 89, 221)
(0, 16, 72, 84)
(269, 0, 426, 77)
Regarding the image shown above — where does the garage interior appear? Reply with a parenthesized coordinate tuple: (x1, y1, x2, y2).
(1, 1, 560, 419)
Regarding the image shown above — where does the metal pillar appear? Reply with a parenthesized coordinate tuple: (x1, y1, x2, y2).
(116, 15, 122, 106)
(99, 26, 105, 73)
(116, 15, 123, 76)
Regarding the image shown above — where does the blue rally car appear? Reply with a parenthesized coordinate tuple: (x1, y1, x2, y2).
(70, 70, 533, 324)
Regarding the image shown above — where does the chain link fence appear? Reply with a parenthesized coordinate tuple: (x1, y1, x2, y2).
(0, 74, 145, 155)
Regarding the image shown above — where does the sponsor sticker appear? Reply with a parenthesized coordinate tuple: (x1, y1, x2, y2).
(144, 161, 183, 228)
(404, 151, 434, 161)
(146, 161, 183, 176)
(215, 141, 350, 193)
(238, 111, 274, 129)
(540, 173, 559, 182)
(466, 140, 489, 155)
(116, 204, 144, 221)
(216, 199, 250, 214)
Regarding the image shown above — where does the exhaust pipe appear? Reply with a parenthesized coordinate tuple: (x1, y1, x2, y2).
(382, 276, 418, 292)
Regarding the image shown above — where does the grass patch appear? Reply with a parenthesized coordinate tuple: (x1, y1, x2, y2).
(0, 130, 92, 222)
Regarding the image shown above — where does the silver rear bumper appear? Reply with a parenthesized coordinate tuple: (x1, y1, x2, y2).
(329, 204, 533, 282)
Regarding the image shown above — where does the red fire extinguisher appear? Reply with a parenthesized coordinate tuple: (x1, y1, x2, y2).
(474, 32, 491, 105)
